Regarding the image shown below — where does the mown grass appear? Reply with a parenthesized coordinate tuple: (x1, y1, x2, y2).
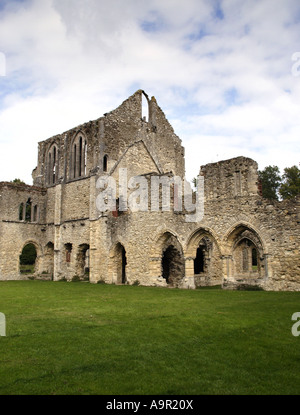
(0, 281, 299, 395)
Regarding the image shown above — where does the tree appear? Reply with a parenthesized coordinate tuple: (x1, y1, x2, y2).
(258, 165, 281, 200)
(19, 243, 37, 265)
(192, 177, 197, 189)
(11, 178, 26, 185)
(279, 165, 300, 200)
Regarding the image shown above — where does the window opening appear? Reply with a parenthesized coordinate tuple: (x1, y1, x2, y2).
(19, 203, 24, 221)
(103, 155, 108, 172)
(25, 198, 32, 222)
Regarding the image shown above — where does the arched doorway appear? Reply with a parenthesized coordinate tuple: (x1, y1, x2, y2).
(110, 243, 127, 284)
(161, 244, 185, 286)
(19, 243, 37, 275)
(76, 244, 90, 280)
(186, 229, 222, 287)
(233, 237, 262, 277)
(194, 246, 205, 274)
(225, 223, 266, 286)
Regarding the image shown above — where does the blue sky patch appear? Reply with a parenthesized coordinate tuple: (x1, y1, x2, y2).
(187, 27, 207, 42)
(224, 87, 239, 106)
(0, 0, 28, 11)
(140, 11, 165, 33)
(212, 0, 224, 20)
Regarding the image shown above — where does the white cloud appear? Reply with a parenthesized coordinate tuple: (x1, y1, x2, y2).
(0, 0, 299, 184)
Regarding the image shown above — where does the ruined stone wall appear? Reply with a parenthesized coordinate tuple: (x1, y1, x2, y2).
(61, 179, 90, 222)
(33, 121, 99, 188)
(0, 182, 47, 223)
(32, 90, 185, 191)
(0, 221, 54, 280)
(1, 92, 299, 291)
(52, 219, 90, 281)
(200, 156, 260, 200)
(198, 158, 300, 290)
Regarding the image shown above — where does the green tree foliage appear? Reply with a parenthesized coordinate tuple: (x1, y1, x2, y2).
(11, 178, 26, 185)
(279, 165, 300, 200)
(258, 165, 281, 200)
(20, 244, 37, 265)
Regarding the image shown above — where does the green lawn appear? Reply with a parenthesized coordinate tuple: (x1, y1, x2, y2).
(0, 281, 299, 395)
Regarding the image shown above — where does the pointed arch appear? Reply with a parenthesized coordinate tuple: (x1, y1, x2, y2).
(185, 226, 222, 258)
(19, 240, 41, 275)
(142, 91, 149, 122)
(109, 242, 127, 284)
(185, 227, 222, 287)
(47, 142, 59, 185)
(224, 222, 267, 282)
(149, 230, 185, 287)
(70, 132, 88, 179)
(223, 221, 267, 255)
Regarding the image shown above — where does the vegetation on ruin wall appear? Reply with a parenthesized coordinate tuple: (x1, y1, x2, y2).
(0, 281, 299, 395)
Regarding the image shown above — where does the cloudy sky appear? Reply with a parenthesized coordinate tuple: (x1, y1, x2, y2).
(0, 0, 299, 184)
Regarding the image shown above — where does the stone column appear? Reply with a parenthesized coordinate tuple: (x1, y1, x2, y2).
(53, 183, 62, 281)
(184, 257, 195, 288)
(222, 255, 233, 282)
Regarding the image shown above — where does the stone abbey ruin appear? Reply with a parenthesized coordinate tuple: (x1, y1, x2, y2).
(0, 90, 299, 290)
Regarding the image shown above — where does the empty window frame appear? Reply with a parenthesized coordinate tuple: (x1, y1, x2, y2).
(47, 144, 58, 185)
(71, 134, 88, 179)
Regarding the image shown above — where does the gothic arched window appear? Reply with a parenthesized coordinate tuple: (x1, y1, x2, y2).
(71, 134, 88, 179)
(47, 144, 58, 185)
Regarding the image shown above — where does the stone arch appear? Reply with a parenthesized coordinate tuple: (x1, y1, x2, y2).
(150, 231, 185, 287)
(150, 229, 182, 257)
(224, 222, 267, 284)
(109, 242, 127, 285)
(70, 131, 88, 179)
(19, 240, 41, 275)
(142, 91, 149, 122)
(46, 142, 59, 185)
(223, 221, 268, 255)
(185, 227, 223, 287)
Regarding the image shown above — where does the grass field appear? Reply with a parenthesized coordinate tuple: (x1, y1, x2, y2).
(0, 280, 299, 395)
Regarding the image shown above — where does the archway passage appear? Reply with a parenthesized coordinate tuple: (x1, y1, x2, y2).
(76, 244, 90, 280)
(19, 243, 37, 274)
(233, 237, 262, 277)
(109, 243, 128, 285)
(161, 244, 184, 287)
(226, 225, 265, 283)
(186, 230, 222, 287)
(113, 243, 127, 284)
(194, 246, 205, 274)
